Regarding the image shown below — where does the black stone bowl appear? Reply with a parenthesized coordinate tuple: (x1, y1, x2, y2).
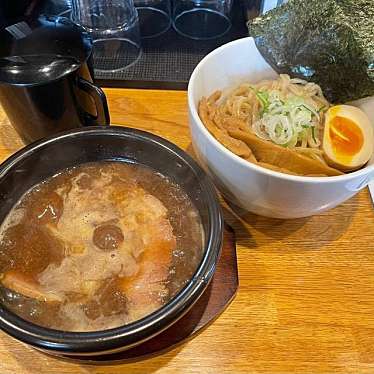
(0, 126, 223, 356)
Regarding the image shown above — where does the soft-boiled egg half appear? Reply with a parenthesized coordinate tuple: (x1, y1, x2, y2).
(322, 105, 374, 171)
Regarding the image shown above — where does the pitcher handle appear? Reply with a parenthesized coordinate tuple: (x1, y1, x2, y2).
(77, 77, 110, 126)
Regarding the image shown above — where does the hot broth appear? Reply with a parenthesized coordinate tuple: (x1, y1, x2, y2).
(0, 162, 203, 332)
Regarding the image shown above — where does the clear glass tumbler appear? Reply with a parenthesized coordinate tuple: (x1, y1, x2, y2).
(134, 0, 171, 38)
(172, 0, 233, 40)
(259, 0, 287, 14)
(72, 0, 142, 72)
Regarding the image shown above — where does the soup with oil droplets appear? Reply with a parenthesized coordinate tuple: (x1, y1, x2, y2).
(0, 162, 203, 332)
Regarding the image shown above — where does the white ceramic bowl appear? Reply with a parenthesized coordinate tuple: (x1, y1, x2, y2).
(188, 37, 374, 218)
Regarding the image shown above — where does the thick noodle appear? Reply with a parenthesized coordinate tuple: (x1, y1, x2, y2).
(214, 74, 330, 164)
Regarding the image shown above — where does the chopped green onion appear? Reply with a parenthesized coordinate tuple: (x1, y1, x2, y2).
(249, 86, 270, 114)
(311, 127, 317, 142)
(252, 89, 322, 148)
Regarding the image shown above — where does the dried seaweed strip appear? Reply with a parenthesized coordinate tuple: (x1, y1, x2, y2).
(248, 0, 374, 103)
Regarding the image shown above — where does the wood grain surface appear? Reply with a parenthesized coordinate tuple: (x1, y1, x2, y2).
(0, 88, 373, 374)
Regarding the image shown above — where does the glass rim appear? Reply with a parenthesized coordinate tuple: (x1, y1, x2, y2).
(92, 38, 142, 73)
(172, 8, 231, 40)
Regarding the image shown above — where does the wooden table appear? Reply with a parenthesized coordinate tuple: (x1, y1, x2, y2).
(0, 88, 373, 374)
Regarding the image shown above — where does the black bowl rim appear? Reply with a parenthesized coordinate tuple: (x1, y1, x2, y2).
(0, 125, 223, 354)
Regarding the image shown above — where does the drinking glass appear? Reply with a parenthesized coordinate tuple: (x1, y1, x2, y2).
(134, 0, 171, 38)
(72, 0, 142, 72)
(259, 0, 286, 14)
(172, 0, 232, 40)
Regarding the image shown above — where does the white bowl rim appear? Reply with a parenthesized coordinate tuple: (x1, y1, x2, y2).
(188, 36, 374, 185)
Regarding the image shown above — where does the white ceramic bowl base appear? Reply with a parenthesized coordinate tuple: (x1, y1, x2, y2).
(188, 37, 374, 218)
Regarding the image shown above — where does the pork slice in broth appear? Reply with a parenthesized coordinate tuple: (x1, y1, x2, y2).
(0, 162, 202, 332)
(1, 270, 63, 303)
(36, 168, 175, 330)
(119, 215, 176, 321)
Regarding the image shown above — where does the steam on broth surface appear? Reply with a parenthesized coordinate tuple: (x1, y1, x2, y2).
(0, 162, 203, 332)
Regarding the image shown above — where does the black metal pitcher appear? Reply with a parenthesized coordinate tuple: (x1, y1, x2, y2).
(0, 15, 110, 144)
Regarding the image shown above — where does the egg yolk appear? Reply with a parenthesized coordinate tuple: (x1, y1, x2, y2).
(329, 116, 364, 158)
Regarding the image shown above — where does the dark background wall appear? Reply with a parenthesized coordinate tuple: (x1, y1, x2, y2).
(0, 0, 43, 27)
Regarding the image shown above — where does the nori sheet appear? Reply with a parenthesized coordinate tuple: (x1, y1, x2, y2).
(247, 0, 374, 103)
